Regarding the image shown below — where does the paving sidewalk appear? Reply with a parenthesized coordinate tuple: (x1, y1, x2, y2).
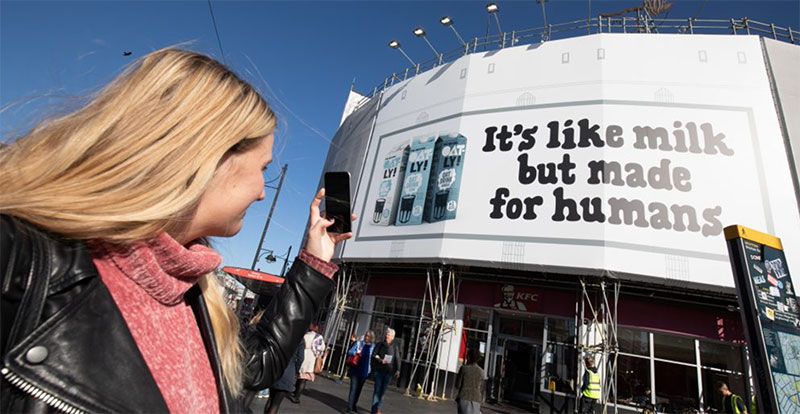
(248, 374, 532, 414)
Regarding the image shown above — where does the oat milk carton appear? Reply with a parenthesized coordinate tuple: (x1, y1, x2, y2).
(424, 135, 467, 223)
(370, 143, 409, 226)
(396, 136, 436, 226)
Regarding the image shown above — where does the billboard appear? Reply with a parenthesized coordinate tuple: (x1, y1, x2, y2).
(331, 34, 800, 289)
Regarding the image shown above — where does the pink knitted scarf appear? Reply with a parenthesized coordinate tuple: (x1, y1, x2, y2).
(91, 233, 223, 414)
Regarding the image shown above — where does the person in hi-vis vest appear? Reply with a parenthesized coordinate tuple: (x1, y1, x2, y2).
(579, 357, 601, 414)
(716, 381, 748, 414)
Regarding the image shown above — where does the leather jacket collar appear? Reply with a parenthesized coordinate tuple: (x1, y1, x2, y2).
(1, 216, 236, 413)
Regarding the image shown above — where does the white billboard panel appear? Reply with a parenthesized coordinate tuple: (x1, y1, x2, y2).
(337, 34, 800, 289)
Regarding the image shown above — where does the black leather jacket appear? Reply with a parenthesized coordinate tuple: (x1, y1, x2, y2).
(0, 216, 333, 413)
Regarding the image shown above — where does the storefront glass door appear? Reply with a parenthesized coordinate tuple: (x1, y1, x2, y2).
(495, 336, 540, 404)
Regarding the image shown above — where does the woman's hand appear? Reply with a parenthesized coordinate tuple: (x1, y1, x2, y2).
(305, 188, 357, 262)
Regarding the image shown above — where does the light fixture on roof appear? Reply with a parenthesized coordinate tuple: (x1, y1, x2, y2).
(486, 3, 503, 39)
(387, 39, 416, 65)
(412, 27, 440, 58)
(440, 16, 466, 46)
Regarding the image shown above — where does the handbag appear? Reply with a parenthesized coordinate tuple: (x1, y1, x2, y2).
(346, 352, 360, 368)
(314, 356, 324, 374)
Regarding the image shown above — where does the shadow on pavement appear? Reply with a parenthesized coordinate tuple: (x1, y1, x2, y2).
(302, 388, 348, 413)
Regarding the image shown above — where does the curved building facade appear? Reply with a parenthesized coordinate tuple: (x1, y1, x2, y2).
(318, 28, 800, 414)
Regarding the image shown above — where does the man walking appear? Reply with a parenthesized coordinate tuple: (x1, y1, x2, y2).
(371, 328, 401, 414)
(579, 357, 601, 414)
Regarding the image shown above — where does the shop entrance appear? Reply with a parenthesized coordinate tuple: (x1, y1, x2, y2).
(495, 336, 540, 404)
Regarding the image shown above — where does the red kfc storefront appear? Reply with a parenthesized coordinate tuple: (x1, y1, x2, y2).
(359, 273, 746, 412)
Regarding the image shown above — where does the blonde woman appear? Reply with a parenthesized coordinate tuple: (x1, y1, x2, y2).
(0, 49, 354, 413)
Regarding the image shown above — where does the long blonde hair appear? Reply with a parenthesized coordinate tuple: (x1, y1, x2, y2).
(0, 48, 276, 396)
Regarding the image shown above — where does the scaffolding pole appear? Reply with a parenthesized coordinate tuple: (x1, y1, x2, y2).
(576, 277, 619, 414)
(403, 266, 458, 401)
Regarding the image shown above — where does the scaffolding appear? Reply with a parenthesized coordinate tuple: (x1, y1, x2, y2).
(576, 276, 620, 414)
(403, 267, 458, 401)
(322, 264, 370, 378)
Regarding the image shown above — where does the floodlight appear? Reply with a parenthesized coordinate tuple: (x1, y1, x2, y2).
(412, 26, 440, 58)
(440, 15, 466, 46)
(388, 40, 416, 65)
(486, 3, 499, 13)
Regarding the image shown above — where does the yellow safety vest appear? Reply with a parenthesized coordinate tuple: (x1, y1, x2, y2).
(582, 370, 601, 400)
(722, 394, 744, 414)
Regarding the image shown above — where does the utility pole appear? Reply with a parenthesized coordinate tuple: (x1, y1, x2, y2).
(251, 164, 288, 270)
(279, 245, 293, 277)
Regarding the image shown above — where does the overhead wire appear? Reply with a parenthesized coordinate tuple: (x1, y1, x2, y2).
(206, 0, 226, 64)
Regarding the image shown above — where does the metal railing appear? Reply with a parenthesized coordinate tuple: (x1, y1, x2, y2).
(365, 17, 798, 100)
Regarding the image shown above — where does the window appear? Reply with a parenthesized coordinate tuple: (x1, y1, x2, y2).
(653, 332, 696, 364)
(543, 318, 577, 394)
(699, 340, 747, 410)
(617, 354, 651, 406)
(619, 327, 649, 356)
(548, 318, 575, 344)
(654, 360, 699, 413)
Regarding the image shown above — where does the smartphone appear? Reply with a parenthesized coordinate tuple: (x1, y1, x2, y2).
(324, 171, 352, 233)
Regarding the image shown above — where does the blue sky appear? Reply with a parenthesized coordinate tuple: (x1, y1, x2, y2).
(2, 0, 798, 275)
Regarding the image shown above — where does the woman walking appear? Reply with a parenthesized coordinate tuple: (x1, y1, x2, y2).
(345, 330, 376, 413)
(455, 349, 486, 414)
(291, 324, 325, 403)
(0, 48, 355, 413)
(264, 342, 304, 414)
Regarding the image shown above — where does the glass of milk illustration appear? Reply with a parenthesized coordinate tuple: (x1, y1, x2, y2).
(370, 144, 409, 226)
(424, 135, 467, 223)
(396, 136, 436, 226)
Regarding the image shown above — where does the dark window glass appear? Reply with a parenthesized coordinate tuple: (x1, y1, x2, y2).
(464, 307, 490, 332)
(617, 354, 652, 408)
(699, 340, 743, 372)
(619, 327, 650, 356)
(499, 318, 522, 336)
(653, 332, 696, 364)
(654, 361, 699, 413)
(521, 317, 544, 343)
(543, 342, 577, 393)
(548, 318, 575, 344)
(701, 369, 747, 412)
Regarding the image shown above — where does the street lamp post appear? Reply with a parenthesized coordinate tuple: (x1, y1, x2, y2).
(250, 164, 288, 270)
(254, 245, 293, 277)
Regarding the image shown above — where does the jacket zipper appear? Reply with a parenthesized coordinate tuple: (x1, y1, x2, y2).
(1, 367, 86, 414)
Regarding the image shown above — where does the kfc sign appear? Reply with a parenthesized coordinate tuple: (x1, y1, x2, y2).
(494, 284, 540, 313)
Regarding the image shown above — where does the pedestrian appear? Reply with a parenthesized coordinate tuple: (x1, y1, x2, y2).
(717, 381, 748, 414)
(455, 348, 485, 414)
(264, 341, 304, 414)
(291, 323, 326, 403)
(579, 357, 601, 414)
(371, 328, 402, 414)
(0, 48, 356, 413)
(336, 333, 359, 384)
(346, 330, 376, 413)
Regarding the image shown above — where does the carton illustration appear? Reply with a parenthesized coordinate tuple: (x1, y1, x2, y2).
(370, 143, 409, 226)
(424, 135, 467, 222)
(396, 136, 436, 226)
